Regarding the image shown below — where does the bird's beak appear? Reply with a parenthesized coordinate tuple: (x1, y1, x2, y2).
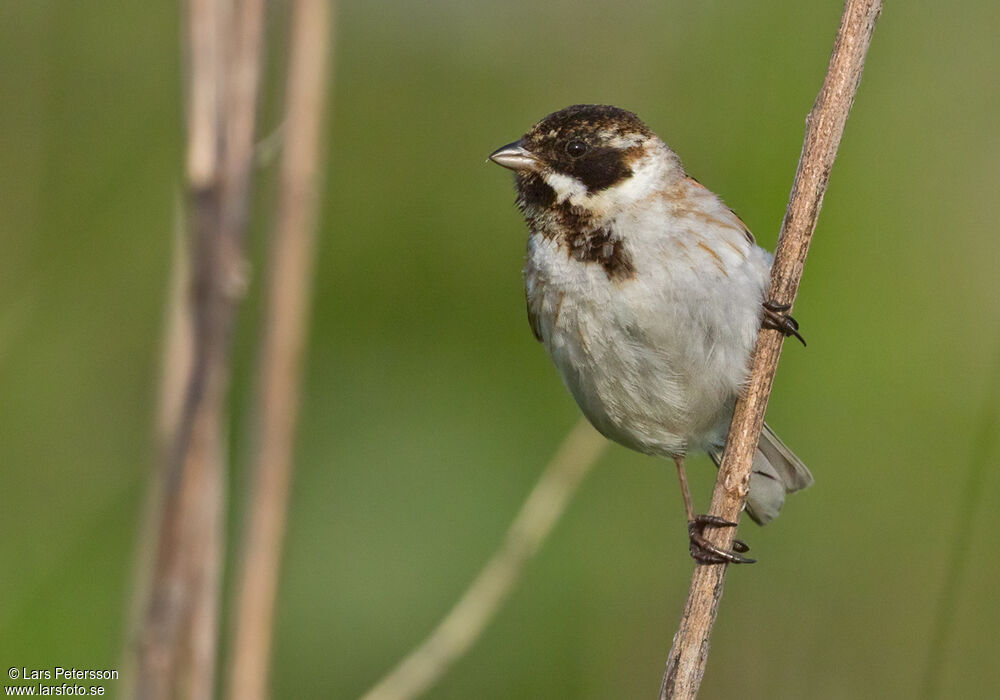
(489, 140, 540, 172)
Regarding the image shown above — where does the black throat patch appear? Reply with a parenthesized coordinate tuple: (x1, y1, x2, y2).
(515, 174, 635, 282)
(564, 223, 635, 282)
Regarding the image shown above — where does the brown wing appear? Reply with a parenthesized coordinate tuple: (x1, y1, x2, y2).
(526, 297, 543, 342)
(727, 207, 756, 245)
(684, 175, 755, 244)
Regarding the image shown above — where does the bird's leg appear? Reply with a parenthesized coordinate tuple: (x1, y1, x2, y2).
(762, 299, 806, 346)
(673, 455, 755, 565)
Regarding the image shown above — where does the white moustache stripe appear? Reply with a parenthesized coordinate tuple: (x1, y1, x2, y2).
(543, 171, 588, 204)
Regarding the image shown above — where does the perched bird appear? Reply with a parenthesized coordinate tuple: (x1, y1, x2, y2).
(489, 104, 812, 563)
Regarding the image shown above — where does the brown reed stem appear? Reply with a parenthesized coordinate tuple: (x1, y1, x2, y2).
(131, 0, 266, 696)
(659, 1, 883, 697)
(225, 1, 334, 698)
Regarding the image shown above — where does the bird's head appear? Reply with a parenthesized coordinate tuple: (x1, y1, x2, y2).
(489, 104, 683, 223)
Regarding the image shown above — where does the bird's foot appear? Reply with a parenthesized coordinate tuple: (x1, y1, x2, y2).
(762, 299, 806, 346)
(688, 514, 756, 565)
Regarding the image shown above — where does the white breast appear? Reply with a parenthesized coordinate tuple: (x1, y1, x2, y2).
(525, 176, 771, 458)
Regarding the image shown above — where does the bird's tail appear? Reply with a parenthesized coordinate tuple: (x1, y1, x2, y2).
(708, 423, 813, 525)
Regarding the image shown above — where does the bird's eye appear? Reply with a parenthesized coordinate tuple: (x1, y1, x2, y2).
(565, 140, 589, 158)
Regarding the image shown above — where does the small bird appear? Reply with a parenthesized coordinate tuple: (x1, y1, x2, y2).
(489, 104, 813, 563)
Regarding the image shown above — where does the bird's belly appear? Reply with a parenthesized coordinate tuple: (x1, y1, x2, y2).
(527, 261, 738, 458)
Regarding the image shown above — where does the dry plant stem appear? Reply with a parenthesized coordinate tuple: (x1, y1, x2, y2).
(659, 1, 882, 698)
(359, 419, 608, 700)
(133, 0, 266, 697)
(225, 1, 334, 699)
(122, 196, 192, 685)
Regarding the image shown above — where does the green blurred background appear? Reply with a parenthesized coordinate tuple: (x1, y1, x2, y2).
(3, 1, 1000, 698)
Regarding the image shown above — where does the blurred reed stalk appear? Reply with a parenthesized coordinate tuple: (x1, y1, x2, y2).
(359, 418, 608, 700)
(920, 344, 1000, 700)
(131, 0, 266, 697)
(121, 194, 191, 688)
(659, 1, 882, 698)
(225, 0, 334, 698)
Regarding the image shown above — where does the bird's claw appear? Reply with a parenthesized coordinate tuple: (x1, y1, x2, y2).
(762, 299, 806, 346)
(688, 514, 756, 564)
